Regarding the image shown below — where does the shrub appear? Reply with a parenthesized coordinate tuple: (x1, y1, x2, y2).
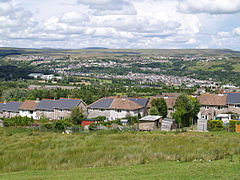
(95, 116, 106, 121)
(227, 120, 239, 132)
(207, 120, 224, 131)
(3, 116, 34, 127)
(40, 120, 73, 131)
(127, 116, 139, 125)
(53, 120, 73, 131)
(39, 116, 48, 123)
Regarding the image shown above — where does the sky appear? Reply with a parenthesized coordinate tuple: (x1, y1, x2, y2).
(0, 0, 240, 49)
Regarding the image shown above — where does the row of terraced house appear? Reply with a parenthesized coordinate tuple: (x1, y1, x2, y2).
(0, 92, 240, 121)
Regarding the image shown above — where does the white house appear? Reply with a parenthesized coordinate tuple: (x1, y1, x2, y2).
(19, 100, 40, 119)
(87, 97, 149, 120)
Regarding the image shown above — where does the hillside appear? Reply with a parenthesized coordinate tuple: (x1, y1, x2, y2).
(0, 128, 240, 179)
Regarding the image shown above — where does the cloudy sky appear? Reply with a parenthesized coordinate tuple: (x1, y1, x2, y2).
(0, 0, 240, 49)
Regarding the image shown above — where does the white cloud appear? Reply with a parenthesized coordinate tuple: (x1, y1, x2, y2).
(178, 0, 240, 14)
(0, 0, 239, 49)
(233, 27, 240, 36)
(61, 11, 89, 24)
(77, 0, 136, 15)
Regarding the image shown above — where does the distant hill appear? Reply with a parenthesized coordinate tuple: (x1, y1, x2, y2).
(83, 47, 108, 49)
(0, 47, 240, 57)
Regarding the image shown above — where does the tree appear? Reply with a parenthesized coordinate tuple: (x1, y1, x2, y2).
(151, 98, 168, 118)
(173, 94, 200, 128)
(69, 107, 85, 125)
(150, 106, 159, 115)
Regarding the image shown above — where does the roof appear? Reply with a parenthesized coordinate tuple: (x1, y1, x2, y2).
(88, 97, 148, 110)
(163, 118, 176, 122)
(19, 100, 39, 111)
(164, 97, 176, 109)
(36, 99, 58, 111)
(139, 115, 162, 121)
(0, 102, 22, 112)
(224, 92, 240, 104)
(55, 98, 82, 110)
(198, 93, 227, 106)
(36, 98, 82, 110)
(148, 97, 176, 109)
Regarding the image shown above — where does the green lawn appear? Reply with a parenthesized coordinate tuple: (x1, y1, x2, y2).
(1, 157, 240, 180)
(1, 128, 240, 179)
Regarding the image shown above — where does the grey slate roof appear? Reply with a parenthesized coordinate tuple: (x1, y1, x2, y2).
(54, 98, 82, 110)
(128, 98, 149, 107)
(88, 97, 148, 110)
(36, 98, 82, 110)
(89, 98, 114, 109)
(0, 102, 22, 112)
(36, 99, 57, 111)
(225, 93, 240, 104)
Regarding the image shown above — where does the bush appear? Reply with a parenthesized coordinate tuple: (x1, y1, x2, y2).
(127, 116, 139, 125)
(40, 120, 73, 131)
(94, 116, 106, 121)
(3, 116, 34, 127)
(207, 120, 224, 131)
(227, 120, 239, 132)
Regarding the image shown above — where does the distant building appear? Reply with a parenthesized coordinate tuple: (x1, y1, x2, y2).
(28, 73, 44, 79)
(36, 98, 87, 120)
(19, 100, 40, 119)
(88, 97, 149, 120)
(198, 93, 228, 120)
(0, 101, 23, 118)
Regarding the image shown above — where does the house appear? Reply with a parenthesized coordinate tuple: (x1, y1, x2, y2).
(88, 97, 149, 120)
(19, 100, 40, 119)
(36, 98, 87, 120)
(0, 101, 22, 118)
(224, 92, 240, 114)
(139, 115, 162, 131)
(198, 93, 228, 120)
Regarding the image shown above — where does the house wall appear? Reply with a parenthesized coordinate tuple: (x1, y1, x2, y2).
(19, 110, 37, 119)
(36, 110, 54, 120)
(2, 111, 19, 118)
(54, 109, 71, 120)
(87, 108, 145, 120)
(198, 105, 228, 120)
(36, 102, 88, 120)
(227, 105, 240, 114)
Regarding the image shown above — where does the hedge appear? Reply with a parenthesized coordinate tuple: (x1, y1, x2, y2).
(207, 120, 224, 131)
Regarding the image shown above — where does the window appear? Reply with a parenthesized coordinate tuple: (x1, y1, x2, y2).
(117, 110, 122, 113)
(205, 106, 209, 109)
(202, 115, 208, 119)
(234, 105, 240, 108)
(217, 106, 223, 110)
(29, 111, 33, 114)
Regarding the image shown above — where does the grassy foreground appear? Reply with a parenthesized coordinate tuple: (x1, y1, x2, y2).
(1, 127, 240, 178)
(1, 157, 240, 180)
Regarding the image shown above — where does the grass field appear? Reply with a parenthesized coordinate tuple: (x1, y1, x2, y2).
(1, 127, 240, 179)
(1, 156, 240, 180)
